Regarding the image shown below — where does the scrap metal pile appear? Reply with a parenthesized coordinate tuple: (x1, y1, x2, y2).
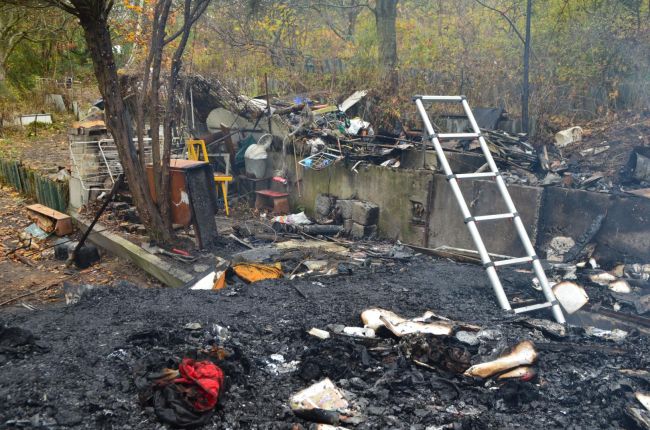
(102, 76, 648, 201)
(215, 83, 649, 199)
(274, 92, 543, 175)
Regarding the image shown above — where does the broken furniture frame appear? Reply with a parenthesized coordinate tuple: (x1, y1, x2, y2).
(208, 153, 232, 216)
(146, 159, 219, 249)
(186, 139, 209, 162)
(414, 95, 565, 324)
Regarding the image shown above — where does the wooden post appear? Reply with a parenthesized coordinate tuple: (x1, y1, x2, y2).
(522, 0, 532, 133)
(264, 73, 272, 135)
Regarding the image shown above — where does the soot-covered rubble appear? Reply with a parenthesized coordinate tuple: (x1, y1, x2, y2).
(1, 255, 649, 429)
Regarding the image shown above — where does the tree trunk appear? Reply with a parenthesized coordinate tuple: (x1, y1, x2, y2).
(0, 43, 15, 83)
(521, 0, 532, 134)
(375, 0, 399, 94)
(135, 2, 155, 171)
(147, 0, 173, 236)
(77, 10, 172, 241)
(161, 0, 195, 233)
(346, 1, 362, 40)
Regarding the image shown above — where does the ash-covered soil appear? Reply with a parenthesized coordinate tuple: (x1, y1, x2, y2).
(1, 256, 648, 429)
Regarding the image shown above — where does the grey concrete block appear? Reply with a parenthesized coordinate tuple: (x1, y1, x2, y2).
(343, 219, 353, 234)
(335, 199, 354, 220)
(351, 222, 377, 240)
(315, 194, 336, 217)
(597, 194, 650, 264)
(351, 201, 379, 225)
(539, 187, 650, 264)
(295, 161, 432, 245)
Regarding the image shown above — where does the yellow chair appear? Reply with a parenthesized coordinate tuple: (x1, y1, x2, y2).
(186, 139, 233, 216)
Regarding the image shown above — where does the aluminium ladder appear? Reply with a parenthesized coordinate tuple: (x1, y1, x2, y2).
(413, 95, 565, 324)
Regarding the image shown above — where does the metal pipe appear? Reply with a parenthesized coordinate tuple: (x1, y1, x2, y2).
(190, 87, 195, 131)
(416, 95, 464, 102)
(264, 73, 272, 134)
(68, 174, 124, 266)
(437, 133, 480, 139)
(474, 213, 515, 221)
(455, 172, 497, 179)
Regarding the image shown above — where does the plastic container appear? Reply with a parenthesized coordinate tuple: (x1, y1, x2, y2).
(245, 158, 267, 179)
(244, 134, 273, 178)
(552, 281, 589, 314)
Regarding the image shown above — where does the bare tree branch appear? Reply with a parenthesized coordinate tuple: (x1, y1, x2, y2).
(163, 0, 209, 45)
(473, 0, 526, 45)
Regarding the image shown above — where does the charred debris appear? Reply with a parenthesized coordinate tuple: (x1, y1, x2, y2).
(2, 258, 650, 429)
(2, 77, 650, 429)
(179, 76, 650, 196)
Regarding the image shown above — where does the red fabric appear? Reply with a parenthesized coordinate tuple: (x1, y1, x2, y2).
(174, 359, 224, 411)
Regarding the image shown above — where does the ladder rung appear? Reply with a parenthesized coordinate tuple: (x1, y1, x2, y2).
(416, 95, 464, 102)
(455, 172, 497, 179)
(413, 94, 566, 324)
(436, 133, 479, 139)
(513, 302, 554, 314)
(493, 256, 533, 267)
(474, 213, 515, 222)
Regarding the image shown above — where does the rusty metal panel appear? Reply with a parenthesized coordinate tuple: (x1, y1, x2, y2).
(147, 160, 204, 226)
(184, 163, 218, 249)
(147, 160, 218, 248)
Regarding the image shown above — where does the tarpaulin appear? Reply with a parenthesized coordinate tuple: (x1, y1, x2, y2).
(233, 262, 282, 283)
(213, 262, 283, 289)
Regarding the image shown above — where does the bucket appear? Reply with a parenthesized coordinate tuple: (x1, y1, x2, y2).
(245, 158, 267, 179)
(632, 150, 650, 182)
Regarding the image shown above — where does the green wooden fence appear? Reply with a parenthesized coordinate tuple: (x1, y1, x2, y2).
(0, 158, 68, 212)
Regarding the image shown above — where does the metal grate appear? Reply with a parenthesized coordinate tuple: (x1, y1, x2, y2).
(69, 138, 155, 191)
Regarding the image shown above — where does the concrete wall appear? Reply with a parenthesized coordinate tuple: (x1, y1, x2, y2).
(427, 175, 542, 257)
(267, 152, 432, 245)
(295, 160, 432, 245)
(538, 187, 650, 264)
(270, 151, 650, 265)
(400, 150, 486, 172)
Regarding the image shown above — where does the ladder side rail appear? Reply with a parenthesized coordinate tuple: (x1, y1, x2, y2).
(415, 99, 512, 310)
(460, 99, 501, 174)
(461, 99, 566, 323)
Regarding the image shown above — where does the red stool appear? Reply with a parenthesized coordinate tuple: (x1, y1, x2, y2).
(255, 190, 290, 214)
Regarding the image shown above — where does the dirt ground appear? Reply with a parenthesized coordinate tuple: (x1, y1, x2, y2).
(0, 186, 161, 308)
(0, 116, 75, 174)
(0, 250, 648, 429)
